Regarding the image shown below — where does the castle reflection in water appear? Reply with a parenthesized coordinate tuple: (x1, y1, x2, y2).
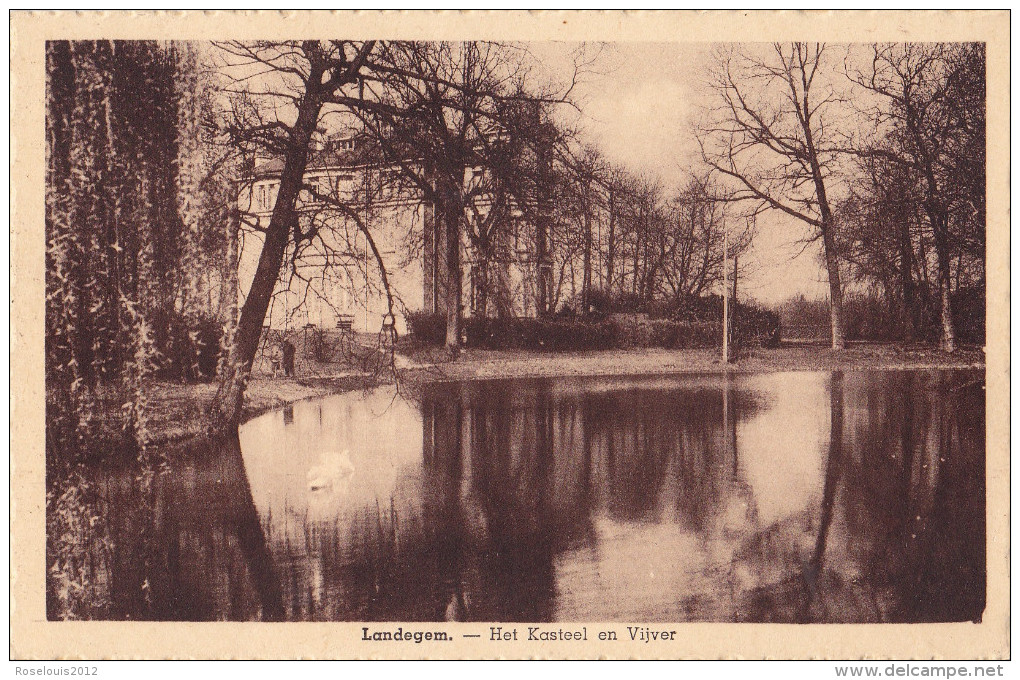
(58, 370, 985, 623)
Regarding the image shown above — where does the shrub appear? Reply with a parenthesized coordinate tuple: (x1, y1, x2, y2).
(582, 288, 613, 316)
(843, 293, 899, 342)
(610, 315, 721, 349)
(611, 291, 645, 315)
(465, 317, 617, 351)
(677, 295, 725, 322)
(605, 313, 643, 348)
(734, 301, 782, 348)
(554, 302, 578, 319)
(661, 295, 781, 348)
(781, 288, 985, 345)
(644, 299, 681, 320)
(406, 311, 447, 345)
(152, 310, 222, 381)
(673, 321, 721, 348)
(952, 286, 985, 345)
(404, 295, 781, 351)
(648, 318, 678, 346)
(571, 288, 650, 317)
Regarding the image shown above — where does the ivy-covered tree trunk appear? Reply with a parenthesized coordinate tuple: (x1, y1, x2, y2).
(46, 39, 202, 465)
(45, 39, 224, 620)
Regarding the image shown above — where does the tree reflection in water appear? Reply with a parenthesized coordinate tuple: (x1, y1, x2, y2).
(72, 370, 985, 622)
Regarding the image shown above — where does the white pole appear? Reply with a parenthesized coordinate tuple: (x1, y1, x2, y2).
(722, 215, 729, 364)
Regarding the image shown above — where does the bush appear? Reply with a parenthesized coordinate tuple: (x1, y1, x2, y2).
(581, 288, 613, 316)
(465, 317, 618, 351)
(408, 313, 618, 351)
(609, 315, 721, 349)
(659, 295, 780, 348)
(843, 293, 899, 342)
(734, 301, 782, 348)
(406, 311, 448, 345)
(952, 286, 985, 345)
(572, 288, 650, 317)
(406, 295, 782, 351)
(152, 310, 222, 381)
(677, 295, 724, 322)
(644, 299, 681, 320)
(675, 321, 721, 348)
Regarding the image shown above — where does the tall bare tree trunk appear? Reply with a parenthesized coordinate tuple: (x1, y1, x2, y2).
(930, 208, 957, 352)
(423, 202, 438, 312)
(632, 230, 640, 297)
(803, 112, 845, 350)
(606, 188, 616, 295)
(897, 220, 921, 342)
(475, 252, 489, 319)
(581, 190, 592, 313)
(439, 188, 462, 349)
(535, 122, 552, 317)
(821, 224, 846, 350)
(210, 79, 323, 428)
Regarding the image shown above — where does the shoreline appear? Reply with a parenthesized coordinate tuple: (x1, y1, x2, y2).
(143, 373, 379, 446)
(142, 343, 984, 446)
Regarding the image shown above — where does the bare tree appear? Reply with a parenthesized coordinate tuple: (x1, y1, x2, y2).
(206, 39, 583, 427)
(699, 42, 848, 349)
(562, 145, 606, 313)
(835, 150, 928, 340)
(846, 43, 986, 352)
(601, 167, 629, 296)
(661, 174, 751, 304)
(209, 40, 377, 427)
(347, 41, 578, 345)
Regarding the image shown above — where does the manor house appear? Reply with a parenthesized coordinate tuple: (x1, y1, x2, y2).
(237, 128, 553, 335)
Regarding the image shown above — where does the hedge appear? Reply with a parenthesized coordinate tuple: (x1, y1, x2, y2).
(466, 317, 617, 351)
(406, 311, 448, 345)
(951, 286, 984, 345)
(562, 290, 781, 346)
(407, 306, 781, 351)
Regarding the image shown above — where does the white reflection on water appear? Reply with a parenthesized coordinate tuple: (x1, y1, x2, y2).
(234, 369, 983, 623)
(241, 387, 424, 528)
(551, 372, 831, 621)
(738, 372, 828, 527)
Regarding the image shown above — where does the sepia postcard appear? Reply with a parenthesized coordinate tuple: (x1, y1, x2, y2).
(10, 10, 1010, 660)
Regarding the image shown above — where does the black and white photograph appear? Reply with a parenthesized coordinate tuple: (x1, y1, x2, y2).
(12, 9, 1008, 663)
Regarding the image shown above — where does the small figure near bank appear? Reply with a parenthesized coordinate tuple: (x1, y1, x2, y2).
(281, 338, 296, 377)
(268, 343, 282, 377)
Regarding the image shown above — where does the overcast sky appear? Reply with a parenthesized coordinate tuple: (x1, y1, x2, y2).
(532, 41, 832, 306)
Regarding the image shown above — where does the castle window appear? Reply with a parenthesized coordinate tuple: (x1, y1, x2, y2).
(336, 174, 354, 198)
(311, 176, 329, 200)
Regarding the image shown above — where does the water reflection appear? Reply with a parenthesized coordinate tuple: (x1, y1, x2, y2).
(73, 370, 985, 622)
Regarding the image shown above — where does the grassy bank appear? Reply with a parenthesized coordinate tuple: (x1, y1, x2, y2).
(398, 341, 985, 384)
(141, 373, 378, 445)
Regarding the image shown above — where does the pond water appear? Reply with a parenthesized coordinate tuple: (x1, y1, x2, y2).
(74, 369, 985, 623)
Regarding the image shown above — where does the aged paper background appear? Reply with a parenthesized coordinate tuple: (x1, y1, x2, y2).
(10, 9, 1009, 660)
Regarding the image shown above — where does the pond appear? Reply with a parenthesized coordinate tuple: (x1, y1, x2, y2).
(74, 369, 985, 623)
